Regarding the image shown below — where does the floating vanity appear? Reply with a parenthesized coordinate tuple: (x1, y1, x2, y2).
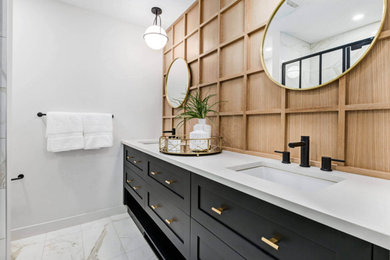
(122, 140, 390, 260)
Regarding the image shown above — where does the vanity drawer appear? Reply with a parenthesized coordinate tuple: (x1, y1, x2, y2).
(145, 189, 190, 258)
(148, 174, 190, 214)
(124, 146, 148, 175)
(192, 174, 372, 260)
(190, 219, 249, 260)
(124, 166, 146, 206)
(148, 157, 190, 201)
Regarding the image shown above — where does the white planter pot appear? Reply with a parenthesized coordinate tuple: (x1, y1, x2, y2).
(190, 119, 211, 151)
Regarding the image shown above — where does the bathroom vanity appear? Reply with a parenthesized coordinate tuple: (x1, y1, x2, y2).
(122, 140, 390, 260)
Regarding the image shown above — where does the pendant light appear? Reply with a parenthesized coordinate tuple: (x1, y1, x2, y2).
(143, 7, 168, 50)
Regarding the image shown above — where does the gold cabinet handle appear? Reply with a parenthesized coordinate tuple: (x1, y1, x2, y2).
(132, 186, 141, 190)
(151, 204, 160, 210)
(133, 160, 141, 164)
(151, 171, 160, 176)
(126, 156, 134, 160)
(165, 218, 175, 225)
(126, 179, 134, 184)
(165, 180, 176, 185)
(211, 207, 226, 215)
(261, 237, 280, 250)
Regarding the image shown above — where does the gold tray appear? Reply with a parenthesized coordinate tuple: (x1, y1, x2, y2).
(159, 136, 223, 156)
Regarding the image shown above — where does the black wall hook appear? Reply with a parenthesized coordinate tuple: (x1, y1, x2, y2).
(11, 174, 24, 181)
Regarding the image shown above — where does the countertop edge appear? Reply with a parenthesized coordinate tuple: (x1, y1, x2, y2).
(122, 140, 390, 250)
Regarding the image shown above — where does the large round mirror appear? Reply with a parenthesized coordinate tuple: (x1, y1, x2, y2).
(261, 0, 387, 90)
(166, 58, 191, 108)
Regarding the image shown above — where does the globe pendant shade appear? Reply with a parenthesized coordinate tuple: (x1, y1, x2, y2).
(143, 25, 168, 50)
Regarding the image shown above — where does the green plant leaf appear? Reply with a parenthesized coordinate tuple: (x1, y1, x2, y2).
(175, 91, 224, 128)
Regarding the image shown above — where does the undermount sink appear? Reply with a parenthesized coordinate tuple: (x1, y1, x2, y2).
(234, 164, 342, 193)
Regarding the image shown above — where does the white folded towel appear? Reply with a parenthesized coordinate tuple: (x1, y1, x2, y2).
(82, 113, 113, 150)
(46, 112, 84, 152)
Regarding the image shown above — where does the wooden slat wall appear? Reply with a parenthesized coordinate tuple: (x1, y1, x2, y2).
(162, 0, 390, 180)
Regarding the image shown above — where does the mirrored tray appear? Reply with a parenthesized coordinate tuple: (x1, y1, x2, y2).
(159, 136, 223, 156)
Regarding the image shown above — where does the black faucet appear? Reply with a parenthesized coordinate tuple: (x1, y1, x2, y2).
(163, 128, 176, 136)
(288, 136, 310, 167)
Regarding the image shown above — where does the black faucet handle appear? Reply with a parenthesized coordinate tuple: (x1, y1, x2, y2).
(163, 128, 176, 136)
(320, 156, 345, 171)
(274, 151, 291, 164)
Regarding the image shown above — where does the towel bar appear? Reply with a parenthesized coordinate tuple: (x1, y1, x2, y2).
(37, 112, 114, 118)
(11, 174, 24, 181)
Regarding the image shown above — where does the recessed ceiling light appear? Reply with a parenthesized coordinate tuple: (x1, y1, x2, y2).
(352, 13, 365, 21)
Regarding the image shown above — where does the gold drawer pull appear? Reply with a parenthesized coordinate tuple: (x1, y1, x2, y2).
(132, 186, 141, 190)
(151, 204, 160, 210)
(126, 179, 134, 184)
(165, 218, 175, 225)
(165, 180, 176, 185)
(126, 156, 134, 160)
(261, 236, 280, 250)
(151, 171, 160, 176)
(211, 207, 226, 215)
(133, 160, 141, 164)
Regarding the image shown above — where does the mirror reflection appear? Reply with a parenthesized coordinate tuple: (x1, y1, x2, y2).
(166, 58, 191, 108)
(262, 0, 386, 90)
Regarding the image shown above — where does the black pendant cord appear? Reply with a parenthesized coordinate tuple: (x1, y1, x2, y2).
(153, 12, 157, 25)
(153, 16, 162, 27)
(151, 7, 163, 33)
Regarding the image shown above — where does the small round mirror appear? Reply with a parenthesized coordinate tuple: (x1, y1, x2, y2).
(261, 0, 387, 90)
(166, 58, 191, 108)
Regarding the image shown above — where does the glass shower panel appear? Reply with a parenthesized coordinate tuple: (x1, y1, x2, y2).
(285, 61, 300, 89)
(321, 49, 343, 84)
(0, 0, 7, 259)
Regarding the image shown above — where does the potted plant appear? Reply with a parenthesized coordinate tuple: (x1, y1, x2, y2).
(176, 91, 220, 151)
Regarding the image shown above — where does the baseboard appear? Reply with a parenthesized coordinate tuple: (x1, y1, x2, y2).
(11, 205, 126, 241)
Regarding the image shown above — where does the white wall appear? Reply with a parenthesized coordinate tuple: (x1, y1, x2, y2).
(9, 0, 162, 233)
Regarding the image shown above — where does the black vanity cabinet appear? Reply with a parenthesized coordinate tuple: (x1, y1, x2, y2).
(124, 145, 148, 176)
(123, 145, 390, 260)
(144, 156, 191, 259)
(191, 174, 373, 260)
(123, 166, 146, 206)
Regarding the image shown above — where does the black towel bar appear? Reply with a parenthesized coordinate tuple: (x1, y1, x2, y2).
(37, 112, 114, 118)
(11, 174, 24, 181)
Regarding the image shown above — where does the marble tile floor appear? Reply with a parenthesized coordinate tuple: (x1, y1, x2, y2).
(11, 213, 158, 260)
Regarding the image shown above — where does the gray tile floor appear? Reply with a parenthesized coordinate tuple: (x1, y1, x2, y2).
(11, 213, 158, 260)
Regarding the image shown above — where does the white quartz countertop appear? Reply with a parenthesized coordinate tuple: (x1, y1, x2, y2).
(122, 139, 390, 250)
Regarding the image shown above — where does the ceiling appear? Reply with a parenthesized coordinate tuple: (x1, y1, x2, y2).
(270, 0, 384, 43)
(56, 0, 196, 28)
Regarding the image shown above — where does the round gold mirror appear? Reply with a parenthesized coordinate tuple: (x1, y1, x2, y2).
(261, 0, 387, 90)
(165, 58, 191, 108)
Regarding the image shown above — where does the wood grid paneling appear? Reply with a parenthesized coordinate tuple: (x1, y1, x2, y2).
(162, 0, 390, 180)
